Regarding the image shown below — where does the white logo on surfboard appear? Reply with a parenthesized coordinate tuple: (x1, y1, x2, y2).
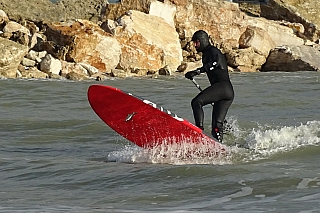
(127, 93, 184, 122)
(143, 100, 184, 122)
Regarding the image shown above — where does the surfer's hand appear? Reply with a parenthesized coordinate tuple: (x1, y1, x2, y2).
(185, 70, 199, 80)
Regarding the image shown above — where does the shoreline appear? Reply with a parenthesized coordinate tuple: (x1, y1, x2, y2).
(1, 0, 320, 81)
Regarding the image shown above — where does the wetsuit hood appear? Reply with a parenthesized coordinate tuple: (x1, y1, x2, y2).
(192, 30, 210, 52)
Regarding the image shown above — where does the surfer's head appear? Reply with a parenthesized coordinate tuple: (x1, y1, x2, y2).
(192, 30, 210, 52)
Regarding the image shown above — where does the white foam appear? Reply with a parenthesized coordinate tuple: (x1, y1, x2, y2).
(297, 177, 320, 189)
(246, 120, 320, 154)
(107, 139, 233, 165)
(107, 120, 320, 164)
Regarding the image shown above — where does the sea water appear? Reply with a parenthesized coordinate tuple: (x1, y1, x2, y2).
(0, 72, 320, 212)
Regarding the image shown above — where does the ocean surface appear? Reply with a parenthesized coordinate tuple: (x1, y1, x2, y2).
(0, 72, 320, 212)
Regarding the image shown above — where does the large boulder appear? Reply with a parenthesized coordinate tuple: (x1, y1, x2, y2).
(39, 53, 62, 75)
(239, 25, 276, 57)
(2, 0, 320, 77)
(226, 47, 267, 72)
(103, 0, 176, 27)
(174, 0, 247, 48)
(246, 17, 305, 47)
(149, 1, 176, 27)
(262, 45, 320, 71)
(223, 26, 276, 71)
(114, 10, 183, 73)
(2, 21, 30, 46)
(17, 65, 48, 79)
(43, 19, 121, 72)
(0, 37, 29, 78)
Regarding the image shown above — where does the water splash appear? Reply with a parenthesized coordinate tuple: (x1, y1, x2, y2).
(107, 140, 233, 165)
(107, 120, 320, 165)
(247, 120, 320, 152)
(237, 120, 320, 162)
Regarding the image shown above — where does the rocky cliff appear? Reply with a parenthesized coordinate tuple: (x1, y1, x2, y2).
(0, 0, 320, 80)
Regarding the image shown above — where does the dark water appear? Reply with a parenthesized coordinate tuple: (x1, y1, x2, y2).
(0, 72, 320, 212)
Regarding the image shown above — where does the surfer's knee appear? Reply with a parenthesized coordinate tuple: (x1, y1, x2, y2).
(191, 97, 203, 109)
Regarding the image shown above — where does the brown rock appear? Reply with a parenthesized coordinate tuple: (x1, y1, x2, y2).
(262, 45, 320, 71)
(226, 47, 266, 71)
(132, 68, 149, 76)
(0, 37, 28, 78)
(175, 0, 247, 48)
(111, 69, 130, 78)
(17, 66, 48, 79)
(114, 10, 182, 73)
(247, 17, 305, 47)
(66, 71, 89, 81)
(43, 19, 121, 72)
(2, 21, 30, 46)
(60, 61, 87, 78)
(239, 26, 276, 56)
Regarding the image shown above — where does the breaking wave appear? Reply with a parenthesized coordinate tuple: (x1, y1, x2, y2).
(107, 119, 320, 165)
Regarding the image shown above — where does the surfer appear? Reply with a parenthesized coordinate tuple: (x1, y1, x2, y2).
(184, 30, 234, 143)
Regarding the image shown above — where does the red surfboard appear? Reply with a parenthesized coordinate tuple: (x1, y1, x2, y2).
(87, 84, 225, 152)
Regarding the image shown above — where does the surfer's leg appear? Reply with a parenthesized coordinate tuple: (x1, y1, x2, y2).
(191, 89, 215, 130)
(211, 99, 233, 142)
(211, 103, 222, 142)
(211, 104, 216, 128)
(210, 83, 234, 142)
(191, 94, 205, 130)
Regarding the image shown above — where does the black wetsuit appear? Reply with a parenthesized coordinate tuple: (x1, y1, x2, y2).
(191, 44, 234, 134)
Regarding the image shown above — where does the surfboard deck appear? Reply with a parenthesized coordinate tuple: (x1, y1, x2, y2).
(87, 84, 225, 152)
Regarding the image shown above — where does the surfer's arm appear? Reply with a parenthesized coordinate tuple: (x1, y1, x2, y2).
(198, 47, 220, 73)
(199, 52, 219, 73)
(199, 61, 217, 73)
(185, 62, 216, 79)
(185, 69, 200, 79)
